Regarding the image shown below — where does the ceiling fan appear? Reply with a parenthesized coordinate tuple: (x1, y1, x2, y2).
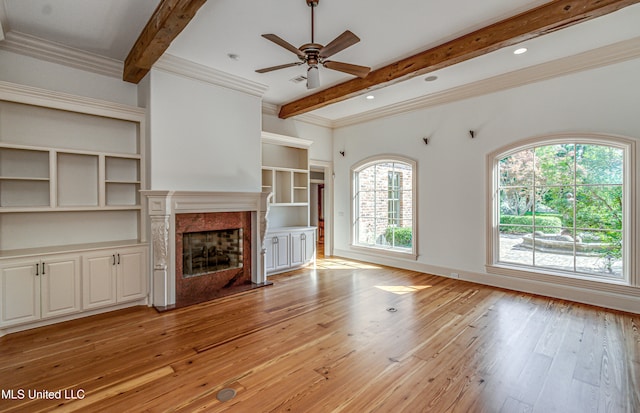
(256, 0, 371, 89)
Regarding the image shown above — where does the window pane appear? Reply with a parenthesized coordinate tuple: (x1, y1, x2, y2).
(531, 227, 575, 272)
(534, 144, 575, 186)
(356, 215, 376, 245)
(576, 145, 623, 185)
(374, 219, 392, 247)
(386, 222, 413, 248)
(375, 163, 394, 190)
(357, 190, 374, 219)
(358, 166, 376, 192)
(575, 230, 623, 277)
(575, 185, 623, 230)
(536, 186, 573, 228)
(498, 225, 533, 266)
(499, 149, 534, 187)
(499, 188, 534, 217)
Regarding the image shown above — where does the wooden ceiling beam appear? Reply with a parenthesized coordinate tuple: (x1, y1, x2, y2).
(278, 0, 640, 119)
(123, 0, 207, 84)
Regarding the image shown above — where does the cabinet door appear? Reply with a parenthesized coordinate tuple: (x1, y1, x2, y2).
(82, 252, 117, 310)
(265, 237, 276, 272)
(290, 232, 304, 267)
(303, 230, 316, 263)
(117, 247, 148, 303)
(291, 230, 315, 267)
(41, 255, 81, 319)
(0, 260, 39, 327)
(273, 234, 290, 270)
(266, 234, 290, 273)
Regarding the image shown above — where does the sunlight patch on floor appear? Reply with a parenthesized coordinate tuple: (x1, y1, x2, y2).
(375, 285, 432, 295)
(316, 259, 382, 270)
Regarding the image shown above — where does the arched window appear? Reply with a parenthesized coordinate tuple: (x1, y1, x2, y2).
(352, 156, 417, 259)
(488, 134, 635, 284)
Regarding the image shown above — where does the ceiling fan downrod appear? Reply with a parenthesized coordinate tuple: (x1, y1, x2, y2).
(307, 0, 318, 44)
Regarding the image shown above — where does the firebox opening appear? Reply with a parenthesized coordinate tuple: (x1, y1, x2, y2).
(182, 228, 243, 278)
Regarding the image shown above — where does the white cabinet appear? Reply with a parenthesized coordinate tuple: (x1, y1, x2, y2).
(83, 246, 147, 310)
(291, 229, 315, 267)
(265, 228, 316, 275)
(0, 82, 149, 335)
(0, 254, 81, 327)
(265, 233, 290, 273)
(261, 133, 316, 276)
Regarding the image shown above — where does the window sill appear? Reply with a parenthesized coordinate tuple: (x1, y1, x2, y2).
(350, 244, 417, 261)
(486, 263, 637, 296)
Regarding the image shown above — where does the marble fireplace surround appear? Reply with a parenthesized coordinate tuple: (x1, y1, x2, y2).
(142, 191, 271, 309)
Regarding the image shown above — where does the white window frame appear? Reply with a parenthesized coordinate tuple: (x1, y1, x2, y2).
(486, 133, 637, 289)
(351, 155, 418, 260)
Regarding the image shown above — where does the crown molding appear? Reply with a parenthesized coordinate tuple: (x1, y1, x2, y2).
(295, 113, 334, 128)
(261, 102, 279, 116)
(0, 80, 145, 122)
(262, 101, 333, 128)
(155, 54, 268, 98)
(331, 36, 640, 129)
(0, 31, 122, 78)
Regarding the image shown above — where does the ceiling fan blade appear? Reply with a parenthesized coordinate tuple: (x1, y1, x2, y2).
(255, 62, 303, 73)
(261, 34, 306, 58)
(319, 30, 360, 59)
(323, 61, 371, 78)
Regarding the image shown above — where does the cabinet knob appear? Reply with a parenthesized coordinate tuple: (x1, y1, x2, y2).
(273, 237, 278, 244)
(301, 234, 306, 240)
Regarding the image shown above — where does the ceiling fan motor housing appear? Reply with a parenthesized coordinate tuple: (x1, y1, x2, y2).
(300, 43, 322, 65)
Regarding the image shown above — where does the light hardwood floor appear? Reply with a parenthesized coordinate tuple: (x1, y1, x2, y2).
(1, 255, 638, 412)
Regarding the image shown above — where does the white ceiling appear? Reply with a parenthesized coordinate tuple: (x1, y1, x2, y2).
(1, 0, 639, 122)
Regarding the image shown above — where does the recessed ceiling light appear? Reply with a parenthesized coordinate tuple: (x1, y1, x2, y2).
(513, 47, 528, 55)
(366, 95, 375, 100)
(424, 75, 438, 82)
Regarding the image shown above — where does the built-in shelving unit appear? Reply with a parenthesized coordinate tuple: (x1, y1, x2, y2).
(0, 143, 142, 212)
(0, 81, 148, 335)
(261, 132, 312, 225)
(261, 132, 315, 275)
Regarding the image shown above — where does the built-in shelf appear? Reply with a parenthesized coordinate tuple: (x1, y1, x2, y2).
(0, 81, 149, 336)
(0, 85, 146, 252)
(261, 131, 313, 236)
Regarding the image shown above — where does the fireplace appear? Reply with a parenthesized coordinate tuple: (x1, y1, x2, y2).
(142, 191, 271, 310)
(182, 228, 243, 277)
(174, 211, 253, 307)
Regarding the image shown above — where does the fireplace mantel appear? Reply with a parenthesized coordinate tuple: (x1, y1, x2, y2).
(141, 190, 271, 308)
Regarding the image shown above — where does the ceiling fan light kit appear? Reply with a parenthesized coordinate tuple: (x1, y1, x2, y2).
(256, 0, 370, 89)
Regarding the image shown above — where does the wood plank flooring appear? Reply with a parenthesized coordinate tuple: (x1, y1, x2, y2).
(0, 255, 638, 412)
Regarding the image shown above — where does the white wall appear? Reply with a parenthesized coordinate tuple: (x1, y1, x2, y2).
(148, 69, 262, 192)
(0, 49, 138, 106)
(262, 113, 333, 162)
(333, 58, 640, 311)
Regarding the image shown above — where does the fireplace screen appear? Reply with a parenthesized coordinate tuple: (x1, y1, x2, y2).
(182, 228, 243, 278)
